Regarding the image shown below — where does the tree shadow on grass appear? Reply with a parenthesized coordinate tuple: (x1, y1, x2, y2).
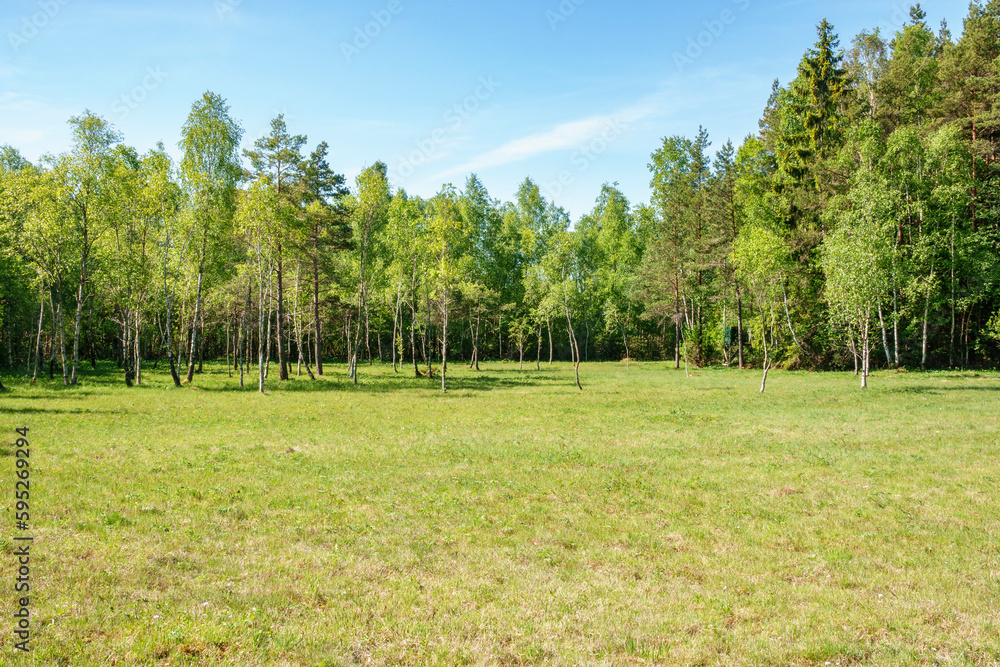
(4, 361, 581, 395)
(198, 373, 556, 394)
(0, 405, 119, 415)
(891, 384, 1000, 395)
(186, 366, 577, 394)
(0, 388, 99, 400)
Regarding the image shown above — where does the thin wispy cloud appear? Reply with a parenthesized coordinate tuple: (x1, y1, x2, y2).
(0, 62, 23, 79)
(0, 92, 46, 113)
(0, 128, 46, 145)
(433, 99, 659, 181)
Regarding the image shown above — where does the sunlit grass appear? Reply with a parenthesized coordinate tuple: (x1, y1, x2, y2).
(1, 361, 998, 665)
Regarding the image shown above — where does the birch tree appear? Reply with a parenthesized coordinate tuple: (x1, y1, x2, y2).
(236, 178, 280, 393)
(346, 163, 390, 383)
(179, 91, 243, 384)
(822, 124, 896, 388)
(65, 111, 121, 384)
(428, 185, 470, 392)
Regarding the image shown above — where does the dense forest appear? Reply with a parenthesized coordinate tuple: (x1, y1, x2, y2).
(1, 2, 999, 392)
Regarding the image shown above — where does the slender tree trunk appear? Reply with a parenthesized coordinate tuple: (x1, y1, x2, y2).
(55, 284, 67, 385)
(350, 307, 364, 380)
(892, 289, 900, 367)
(759, 349, 770, 392)
(408, 262, 420, 377)
(163, 265, 181, 388)
(70, 219, 88, 385)
(759, 305, 770, 393)
(536, 321, 542, 371)
(392, 280, 403, 373)
(257, 258, 272, 394)
(238, 309, 246, 389)
(294, 262, 301, 377)
(922, 268, 934, 370)
(782, 285, 805, 355)
(674, 319, 680, 370)
(410, 300, 419, 377)
(350, 214, 374, 383)
(410, 276, 420, 377)
(722, 293, 730, 366)
(622, 324, 630, 370)
(88, 293, 97, 369)
(295, 306, 314, 382)
(441, 288, 448, 393)
(186, 230, 208, 383)
(276, 244, 288, 381)
(312, 254, 323, 376)
(135, 309, 143, 385)
(468, 314, 478, 370)
(878, 305, 891, 367)
(31, 288, 44, 384)
(5, 303, 15, 369)
(736, 291, 745, 370)
(963, 308, 971, 368)
(547, 315, 553, 364)
(258, 282, 266, 393)
(293, 258, 315, 381)
(568, 320, 582, 390)
(306, 328, 313, 370)
(123, 312, 133, 388)
(425, 281, 433, 379)
(365, 303, 373, 366)
(562, 278, 582, 391)
(949, 221, 956, 368)
(849, 329, 859, 375)
(264, 285, 274, 382)
(197, 316, 205, 374)
(238, 281, 250, 389)
(682, 326, 690, 378)
(49, 286, 57, 380)
(177, 302, 184, 373)
(473, 299, 482, 370)
(861, 314, 870, 389)
(518, 332, 524, 370)
(70, 279, 83, 382)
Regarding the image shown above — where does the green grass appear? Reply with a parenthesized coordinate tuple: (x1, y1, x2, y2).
(1, 361, 999, 665)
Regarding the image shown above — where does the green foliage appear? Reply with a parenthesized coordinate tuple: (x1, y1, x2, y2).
(3, 4, 1000, 376)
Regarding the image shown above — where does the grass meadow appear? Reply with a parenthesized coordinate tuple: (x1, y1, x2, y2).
(0, 361, 998, 666)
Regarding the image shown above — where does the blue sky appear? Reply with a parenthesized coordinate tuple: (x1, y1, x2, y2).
(0, 0, 972, 220)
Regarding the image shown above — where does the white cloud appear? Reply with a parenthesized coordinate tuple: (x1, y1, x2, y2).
(0, 92, 44, 112)
(433, 99, 658, 180)
(0, 128, 46, 145)
(0, 62, 23, 79)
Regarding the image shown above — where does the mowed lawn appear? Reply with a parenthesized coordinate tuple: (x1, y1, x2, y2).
(1, 361, 998, 666)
